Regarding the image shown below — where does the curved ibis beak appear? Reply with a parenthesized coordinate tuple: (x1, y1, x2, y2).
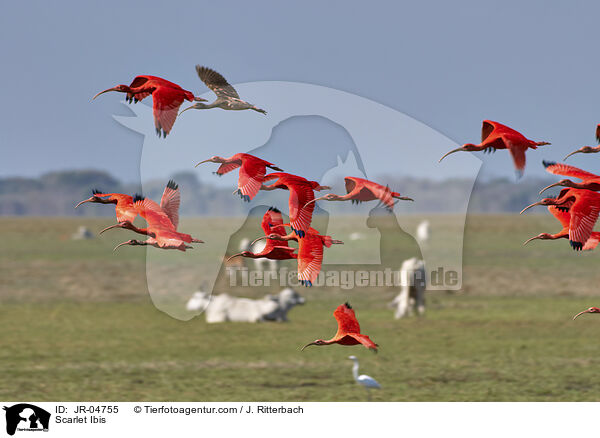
(523, 235, 541, 246)
(113, 241, 130, 252)
(520, 201, 544, 215)
(74, 198, 93, 209)
(331, 239, 344, 245)
(439, 147, 464, 162)
(99, 223, 122, 235)
(92, 87, 121, 100)
(301, 342, 317, 351)
(194, 159, 212, 168)
(539, 182, 562, 195)
(563, 150, 582, 161)
(304, 195, 327, 209)
(226, 253, 243, 262)
(398, 196, 414, 201)
(178, 105, 194, 116)
(191, 238, 204, 243)
(573, 309, 592, 320)
(250, 236, 269, 246)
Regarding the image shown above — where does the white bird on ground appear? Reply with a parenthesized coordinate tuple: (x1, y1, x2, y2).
(348, 355, 380, 399)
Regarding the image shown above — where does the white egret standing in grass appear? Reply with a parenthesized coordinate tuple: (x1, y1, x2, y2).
(348, 355, 380, 400)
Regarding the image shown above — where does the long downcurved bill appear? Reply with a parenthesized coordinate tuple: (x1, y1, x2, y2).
(520, 201, 544, 215)
(113, 241, 131, 252)
(194, 159, 212, 168)
(539, 182, 563, 195)
(226, 253, 244, 262)
(304, 195, 329, 209)
(74, 198, 93, 209)
(563, 150, 582, 161)
(92, 87, 121, 100)
(573, 309, 592, 320)
(396, 196, 414, 201)
(439, 147, 464, 162)
(99, 223, 122, 235)
(301, 342, 317, 351)
(523, 236, 541, 246)
(178, 105, 194, 116)
(250, 235, 284, 247)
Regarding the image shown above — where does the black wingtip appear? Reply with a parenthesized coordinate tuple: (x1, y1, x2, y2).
(92, 188, 103, 195)
(133, 193, 145, 203)
(344, 302, 352, 309)
(166, 179, 178, 190)
(542, 160, 556, 169)
(570, 240, 583, 251)
(268, 206, 281, 214)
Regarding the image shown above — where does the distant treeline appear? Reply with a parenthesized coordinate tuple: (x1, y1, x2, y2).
(0, 169, 558, 216)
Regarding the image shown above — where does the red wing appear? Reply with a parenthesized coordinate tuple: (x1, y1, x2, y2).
(135, 198, 176, 231)
(297, 235, 324, 284)
(344, 177, 358, 194)
(262, 245, 296, 260)
(160, 180, 181, 229)
(216, 160, 242, 176)
(365, 181, 395, 209)
(481, 120, 497, 142)
(153, 228, 187, 250)
(128, 76, 151, 101)
(508, 144, 527, 177)
(543, 161, 599, 181)
(238, 158, 266, 200)
(583, 232, 600, 251)
(288, 184, 315, 234)
(129, 76, 150, 89)
(152, 86, 185, 136)
(569, 197, 600, 247)
(261, 208, 286, 236)
(105, 193, 136, 223)
(346, 333, 378, 351)
(548, 205, 571, 229)
(333, 303, 361, 338)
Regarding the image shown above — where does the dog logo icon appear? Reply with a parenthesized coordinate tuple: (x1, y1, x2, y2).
(3, 404, 50, 435)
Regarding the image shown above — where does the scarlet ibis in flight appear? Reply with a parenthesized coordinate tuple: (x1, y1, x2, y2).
(93, 75, 206, 138)
(195, 153, 283, 202)
(538, 161, 600, 194)
(301, 303, 378, 351)
(439, 120, 550, 178)
(227, 207, 297, 262)
(75, 189, 138, 224)
(259, 172, 330, 238)
(563, 124, 600, 161)
(99, 181, 203, 250)
(305, 176, 413, 212)
(179, 66, 267, 115)
(523, 200, 600, 251)
(573, 307, 600, 319)
(348, 356, 381, 399)
(95, 179, 179, 235)
(113, 194, 203, 251)
(252, 224, 342, 287)
(520, 188, 600, 250)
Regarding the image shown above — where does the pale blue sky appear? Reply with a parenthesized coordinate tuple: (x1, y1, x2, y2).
(2, 1, 600, 182)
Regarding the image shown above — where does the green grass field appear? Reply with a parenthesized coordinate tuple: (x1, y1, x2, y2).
(1, 215, 600, 401)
